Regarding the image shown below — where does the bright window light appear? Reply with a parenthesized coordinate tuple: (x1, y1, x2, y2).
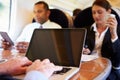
(0, 0, 11, 32)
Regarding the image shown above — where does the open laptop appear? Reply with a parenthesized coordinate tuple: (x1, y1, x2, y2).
(14, 28, 86, 80)
(27, 28, 86, 80)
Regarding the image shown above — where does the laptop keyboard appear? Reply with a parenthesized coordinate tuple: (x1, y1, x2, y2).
(53, 67, 71, 74)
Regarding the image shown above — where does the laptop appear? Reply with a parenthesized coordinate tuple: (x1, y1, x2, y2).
(14, 28, 86, 80)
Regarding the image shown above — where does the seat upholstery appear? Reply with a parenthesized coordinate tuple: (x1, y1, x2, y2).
(74, 7, 94, 28)
(49, 9, 69, 28)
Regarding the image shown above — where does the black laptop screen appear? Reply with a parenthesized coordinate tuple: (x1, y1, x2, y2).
(26, 29, 86, 67)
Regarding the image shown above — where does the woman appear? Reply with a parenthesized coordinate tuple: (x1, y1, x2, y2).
(83, 0, 120, 79)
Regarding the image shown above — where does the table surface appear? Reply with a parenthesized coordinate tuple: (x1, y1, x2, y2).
(70, 57, 111, 80)
(0, 49, 111, 80)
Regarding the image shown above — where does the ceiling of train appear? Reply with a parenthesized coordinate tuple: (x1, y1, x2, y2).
(77, 0, 120, 8)
(71, 0, 120, 9)
(52, 0, 120, 12)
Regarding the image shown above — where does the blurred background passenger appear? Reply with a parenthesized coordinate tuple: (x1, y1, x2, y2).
(2, 1, 61, 53)
(72, 8, 81, 20)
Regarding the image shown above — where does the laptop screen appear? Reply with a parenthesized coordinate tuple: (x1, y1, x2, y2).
(26, 29, 86, 67)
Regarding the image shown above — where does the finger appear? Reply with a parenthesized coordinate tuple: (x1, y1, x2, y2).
(13, 66, 27, 75)
(22, 61, 32, 67)
(16, 42, 24, 47)
(83, 47, 85, 50)
(34, 59, 41, 63)
(47, 63, 62, 71)
(108, 18, 117, 24)
(2, 41, 9, 45)
(16, 57, 32, 66)
(18, 48, 27, 53)
(6, 42, 10, 45)
(42, 59, 50, 64)
(31, 59, 41, 66)
(1, 39, 4, 41)
(17, 42, 24, 44)
(53, 66, 63, 71)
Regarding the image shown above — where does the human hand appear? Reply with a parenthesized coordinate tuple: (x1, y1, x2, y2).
(16, 42, 29, 53)
(26, 59, 63, 78)
(0, 56, 32, 75)
(83, 47, 91, 55)
(106, 14, 118, 39)
(1, 39, 12, 50)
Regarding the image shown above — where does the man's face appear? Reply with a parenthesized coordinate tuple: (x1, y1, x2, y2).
(33, 4, 50, 24)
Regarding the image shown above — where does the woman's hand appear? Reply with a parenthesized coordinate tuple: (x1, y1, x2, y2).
(106, 14, 118, 40)
(83, 47, 91, 55)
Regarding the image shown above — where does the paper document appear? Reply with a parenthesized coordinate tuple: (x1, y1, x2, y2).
(81, 54, 98, 62)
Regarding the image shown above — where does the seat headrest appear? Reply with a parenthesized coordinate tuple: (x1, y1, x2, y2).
(74, 7, 94, 28)
(49, 9, 68, 28)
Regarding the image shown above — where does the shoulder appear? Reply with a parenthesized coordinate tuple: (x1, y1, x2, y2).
(45, 20, 62, 28)
(23, 22, 40, 30)
(50, 21, 62, 28)
(25, 22, 39, 28)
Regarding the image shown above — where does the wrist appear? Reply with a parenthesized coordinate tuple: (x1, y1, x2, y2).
(111, 33, 118, 40)
(111, 36, 118, 42)
(110, 30, 118, 39)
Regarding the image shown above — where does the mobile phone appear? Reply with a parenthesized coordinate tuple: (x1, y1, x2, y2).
(106, 14, 115, 20)
(0, 32, 14, 45)
(0, 59, 7, 64)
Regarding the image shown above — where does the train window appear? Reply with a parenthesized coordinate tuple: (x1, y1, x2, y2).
(0, 0, 11, 32)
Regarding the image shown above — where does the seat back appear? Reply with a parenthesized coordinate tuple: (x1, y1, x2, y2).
(74, 7, 94, 28)
(49, 9, 69, 28)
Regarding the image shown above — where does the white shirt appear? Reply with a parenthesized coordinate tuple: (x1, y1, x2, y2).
(24, 71, 48, 80)
(16, 20, 61, 42)
(91, 23, 108, 57)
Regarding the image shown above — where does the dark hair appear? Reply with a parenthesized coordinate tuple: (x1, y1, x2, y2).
(35, 1, 49, 10)
(92, 0, 111, 11)
(73, 8, 81, 16)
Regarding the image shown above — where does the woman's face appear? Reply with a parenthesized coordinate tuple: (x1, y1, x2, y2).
(92, 5, 111, 25)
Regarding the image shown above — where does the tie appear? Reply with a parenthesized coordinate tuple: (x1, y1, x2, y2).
(40, 25, 43, 29)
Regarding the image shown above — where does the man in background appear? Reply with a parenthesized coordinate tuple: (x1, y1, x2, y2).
(2, 1, 61, 53)
(72, 8, 81, 20)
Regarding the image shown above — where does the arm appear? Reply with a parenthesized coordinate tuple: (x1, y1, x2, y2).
(111, 36, 120, 68)
(107, 14, 120, 68)
(24, 71, 48, 80)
